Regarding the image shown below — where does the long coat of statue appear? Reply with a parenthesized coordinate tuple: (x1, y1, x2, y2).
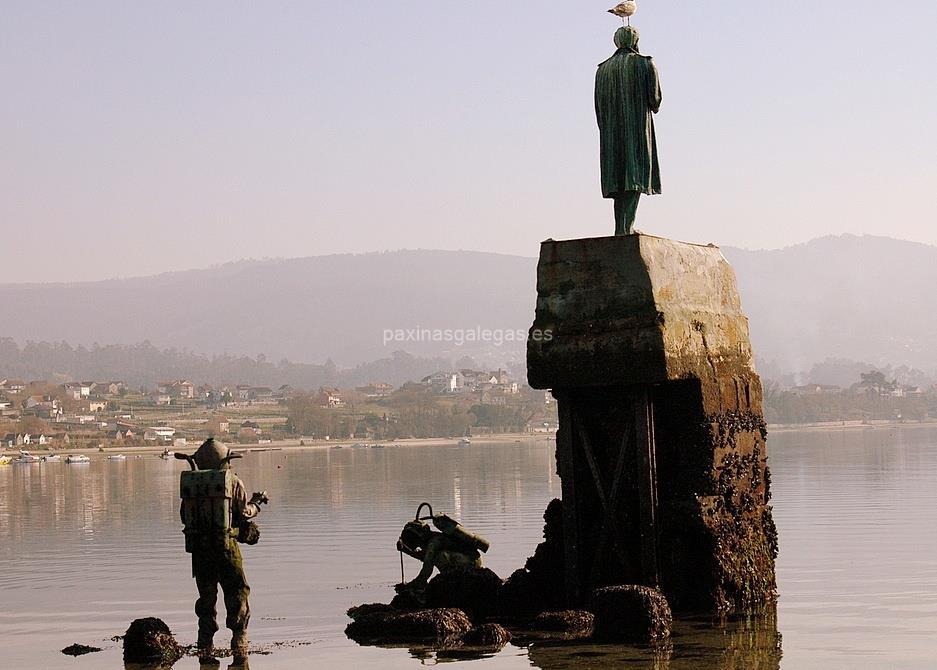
(595, 26, 662, 197)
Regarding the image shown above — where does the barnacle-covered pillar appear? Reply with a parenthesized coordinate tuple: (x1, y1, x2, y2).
(527, 233, 778, 613)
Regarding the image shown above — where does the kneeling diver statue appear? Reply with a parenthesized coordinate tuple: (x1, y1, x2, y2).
(395, 502, 490, 597)
(176, 438, 269, 660)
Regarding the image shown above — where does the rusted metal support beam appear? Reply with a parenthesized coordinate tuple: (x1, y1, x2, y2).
(634, 387, 660, 587)
(576, 418, 632, 576)
(588, 414, 636, 584)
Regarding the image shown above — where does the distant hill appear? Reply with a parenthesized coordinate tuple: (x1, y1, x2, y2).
(722, 235, 937, 375)
(1, 235, 935, 378)
(0, 250, 537, 369)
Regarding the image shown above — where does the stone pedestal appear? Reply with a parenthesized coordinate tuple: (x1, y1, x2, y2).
(527, 234, 777, 613)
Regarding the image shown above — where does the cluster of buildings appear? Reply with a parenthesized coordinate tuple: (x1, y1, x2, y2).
(420, 369, 519, 397)
(788, 383, 927, 398)
(0, 369, 541, 448)
(0, 375, 396, 450)
(152, 380, 296, 406)
(0, 377, 285, 450)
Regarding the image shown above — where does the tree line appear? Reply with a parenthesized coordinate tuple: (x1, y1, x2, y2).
(0, 337, 464, 390)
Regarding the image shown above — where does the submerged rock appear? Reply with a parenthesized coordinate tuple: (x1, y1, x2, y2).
(590, 585, 672, 644)
(498, 568, 541, 619)
(122, 617, 184, 664)
(425, 567, 503, 619)
(389, 589, 423, 612)
(61, 643, 102, 656)
(345, 608, 473, 645)
(499, 499, 567, 619)
(346, 603, 395, 620)
(460, 623, 512, 649)
(532, 610, 595, 636)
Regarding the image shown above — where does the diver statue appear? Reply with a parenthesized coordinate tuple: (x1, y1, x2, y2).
(395, 502, 490, 599)
(176, 438, 269, 660)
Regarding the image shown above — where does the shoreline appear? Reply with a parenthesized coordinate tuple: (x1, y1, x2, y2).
(767, 419, 937, 434)
(7, 421, 937, 457)
(0, 432, 553, 457)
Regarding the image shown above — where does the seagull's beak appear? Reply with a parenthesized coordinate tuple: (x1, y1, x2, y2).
(607, 9, 614, 13)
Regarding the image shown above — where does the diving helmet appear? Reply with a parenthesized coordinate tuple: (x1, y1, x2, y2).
(193, 438, 235, 470)
(399, 519, 432, 552)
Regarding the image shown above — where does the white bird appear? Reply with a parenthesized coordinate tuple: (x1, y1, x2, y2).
(608, 1, 637, 24)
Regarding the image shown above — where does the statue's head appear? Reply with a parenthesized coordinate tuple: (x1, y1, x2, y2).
(193, 437, 230, 470)
(400, 520, 434, 551)
(614, 26, 640, 52)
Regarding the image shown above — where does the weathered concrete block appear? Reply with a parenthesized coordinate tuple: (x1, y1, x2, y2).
(526, 234, 777, 614)
(590, 585, 672, 644)
(528, 234, 758, 411)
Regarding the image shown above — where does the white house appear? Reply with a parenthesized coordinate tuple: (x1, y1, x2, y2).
(144, 427, 176, 442)
(422, 372, 464, 394)
(64, 382, 93, 399)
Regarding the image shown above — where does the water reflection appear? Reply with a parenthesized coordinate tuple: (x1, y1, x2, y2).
(408, 647, 502, 664)
(6, 428, 937, 669)
(526, 613, 781, 670)
(125, 654, 251, 670)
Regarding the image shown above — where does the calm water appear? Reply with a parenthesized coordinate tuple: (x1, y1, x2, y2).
(2, 428, 937, 669)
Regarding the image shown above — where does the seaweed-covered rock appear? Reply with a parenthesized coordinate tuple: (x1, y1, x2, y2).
(347, 603, 395, 620)
(525, 499, 565, 581)
(590, 586, 672, 644)
(345, 608, 473, 645)
(61, 643, 102, 656)
(122, 617, 184, 664)
(499, 499, 567, 619)
(532, 610, 595, 636)
(390, 589, 423, 612)
(498, 568, 541, 619)
(425, 568, 502, 619)
(460, 623, 512, 649)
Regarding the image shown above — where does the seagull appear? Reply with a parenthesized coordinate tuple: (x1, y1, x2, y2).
(608, 1, 637, 24)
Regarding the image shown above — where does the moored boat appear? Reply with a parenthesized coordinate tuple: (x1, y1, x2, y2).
(458, 437, 471, 447)
(0, 455, 11, 465)
(15, 450, 42, 463)
(41, 454, 61, 462)
(107, 454, 127, 461)
(159, 449, 174, 460)
(65, 454, 91, 464)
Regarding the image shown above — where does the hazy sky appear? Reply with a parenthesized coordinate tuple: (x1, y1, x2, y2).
(3, 1, 936, 282)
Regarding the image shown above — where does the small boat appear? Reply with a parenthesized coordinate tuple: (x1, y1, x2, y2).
(159, 449, 174, 460)
(351, 443, 368, 449)
(41, 454, 61, 462)
(0, 455, 11, 466)
(65, 454, 91, 464)
(107, 454, 127, 461)
(15, 450, 42, 463)
(458, 437, 471, 447)
(370, 443, 384, 449)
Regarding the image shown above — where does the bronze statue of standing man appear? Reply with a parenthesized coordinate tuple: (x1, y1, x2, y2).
(595, 25, 661, 235)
